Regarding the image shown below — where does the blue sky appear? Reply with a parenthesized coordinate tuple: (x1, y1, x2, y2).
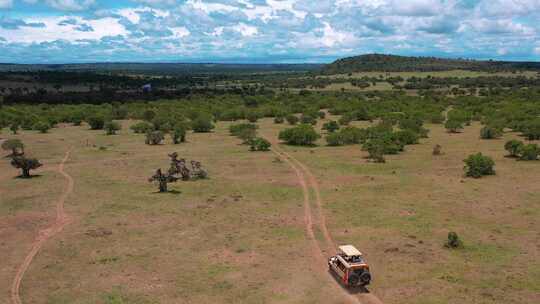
(0, 0, 539, 63)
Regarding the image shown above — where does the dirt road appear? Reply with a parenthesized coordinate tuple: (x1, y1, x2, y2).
(271, 144, 383, 304)
(10, 149, 74, 304)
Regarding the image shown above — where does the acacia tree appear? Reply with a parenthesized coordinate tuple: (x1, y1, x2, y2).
(11, 156, 42, 178)
(2, 139, 24, 157)
(148, 168, 178, 192)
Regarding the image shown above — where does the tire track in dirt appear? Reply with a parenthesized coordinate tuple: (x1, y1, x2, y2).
(276, 147, 384, 304)
(10, 148, 74, 304)
(270, 145, 362, 304)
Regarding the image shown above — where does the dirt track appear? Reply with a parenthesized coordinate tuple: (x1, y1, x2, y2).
(10, 149, 74, 304)
(271, 144, 383, 304)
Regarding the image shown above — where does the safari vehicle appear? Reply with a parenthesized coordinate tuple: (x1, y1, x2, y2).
(328, 245, 371, 287)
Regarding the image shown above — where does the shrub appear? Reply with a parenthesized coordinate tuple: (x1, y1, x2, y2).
(325, 126, 366, 146)
(274, 116, 284, 124)
(464, 153, 495, 178)
(480, 126, 502, 139)
(11, 156, 42, 178)
(365, 141, 386, 163)
(10, 123, 19, 134)
(2, 138, 24, 156)
(322, 120, 340, 133)
(399, 117, 429, 138)
(317, 111, 326, 119)
(522, 119, 540, 140)
(504, 140, 524, 158)
(130, 122, 153, 134)
(191, 115, 215, 133)
(444, 232, 463, 249)
(33, 121, 51, 133)
(445, 119, 464, 133)
(87, 115, 105, 130)
(286, 114, 299, 125)
(246, 111, 260, 123)
(433, 144, 442, 156)
(362, 136, 403, 155)
(238, 128, 257, 144)
(145, 130, 164, 145)
(300, 114, 317, 125)
(517, 144, 539, 161)
(249, 137, 271, 151)
(104, 121, 121, 135)
(171, 126, 186, 144)
(394, 129, 419, 145)
(278, 124, 320, 146)
(338, 114, 352, 126)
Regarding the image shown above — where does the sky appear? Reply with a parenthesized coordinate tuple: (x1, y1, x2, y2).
(0, 0, 539, 63)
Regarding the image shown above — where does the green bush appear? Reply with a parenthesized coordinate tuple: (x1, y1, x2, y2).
(480, 126, 502, 139)
(192, 115, 215, 133)
(130, 121, 153, 134)
(278, 124, 320, 146)
(522, 119, 540, 140)
(87, 115, 106, 130)
(325, 126, 366, 146)
(2, 138, 24, 156)
(104, 121, 121, 135)
(249, 137, 271, 151)
(286, 115, 299, 125)
(444, 232, 463, 249)
(322, 120, 339, 133)
(317, 111, 326, 119)
(394, 129, 419, 145)
(504, 140, 524, 158)
(300, 114, 316, 125)
(33, 121, 51, 133)
(171, 125, 187, 144)
(338, 114, 353, 126)
(445, 119, 464, 133)
(517, 144, 539, 161)
(464, 153, 495, 178)
(246, 111, 260, 123)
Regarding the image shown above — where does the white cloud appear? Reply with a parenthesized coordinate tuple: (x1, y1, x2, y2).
(535, 46, 540, 55)
(0, 16, 127, 43)
(231, 23, 257, 37)
(45, 0, 95, 11)
(0, 0, 12, 9)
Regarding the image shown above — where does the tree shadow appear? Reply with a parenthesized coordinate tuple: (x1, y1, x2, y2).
(15, 174, 43, 179)
(151, 189, 182, 195)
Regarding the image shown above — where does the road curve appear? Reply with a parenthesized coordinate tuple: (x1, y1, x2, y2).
(10, 148, 74, 304)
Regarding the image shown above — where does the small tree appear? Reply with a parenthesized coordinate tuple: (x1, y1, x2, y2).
(504, 140, 524, 158)
(148, 168, 178, 192)
(249, 137, 271, 151)
(394, 129, 419, 145)
(192, 115, 215, 133)
(464, 153, 495, 178)
(517, 144, 539, 161)
(87, 115, 106, 130)
(145, 130, 165, 145)
(300, 114, 317, 125)
(2, 139, 24, 157)
(246, 111, 259, 123)
(274, 116, 284, 124)
(480, 126, 502, 139)
(130, 121, 153, 134)
(10, 123, 19, 135)
(278, 124, 320, 146)
(286, 114, 299, 125)
(239, 128, 256, 144)
(171, 126, 186, 144)
(317, 111, 326, 119)
(445, 119, 464, 133)
(367, 143, 386, 163)
(444, 232, 463, 249)
(33, 121, 51, 134)
(104, 121, 121, 135)
(11, 156, 42, 178)
(323, 121, 340, 133)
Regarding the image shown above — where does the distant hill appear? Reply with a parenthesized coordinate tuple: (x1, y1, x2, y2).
(322, 54, 540, 74)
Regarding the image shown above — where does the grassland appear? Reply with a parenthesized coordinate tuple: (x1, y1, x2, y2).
(1, 115, 539, 304)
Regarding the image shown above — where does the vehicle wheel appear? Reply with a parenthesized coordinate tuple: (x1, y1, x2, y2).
(360, 272, 371, 284)
(348, 275, 359, 286)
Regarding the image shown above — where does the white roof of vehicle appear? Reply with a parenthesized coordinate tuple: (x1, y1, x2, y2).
(339, 245, 362, 256)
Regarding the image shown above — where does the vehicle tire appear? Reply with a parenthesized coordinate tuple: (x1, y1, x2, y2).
(348, 275, 359, 286)
(360, 272, 371, 284)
